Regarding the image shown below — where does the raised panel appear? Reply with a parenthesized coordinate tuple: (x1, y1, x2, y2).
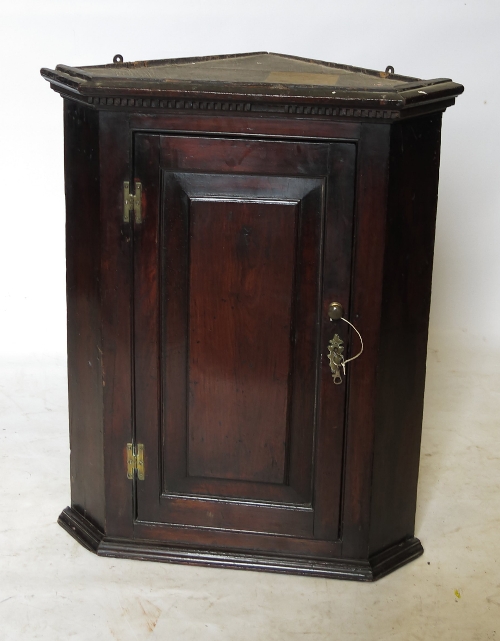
(188, 198, 298, 484)
(161, 172, 324, 510)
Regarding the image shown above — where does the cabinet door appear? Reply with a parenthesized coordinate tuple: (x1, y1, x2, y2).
(133, 134, 356, 546)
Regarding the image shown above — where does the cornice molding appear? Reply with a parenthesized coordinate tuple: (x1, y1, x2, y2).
(56, 91, 402, 120)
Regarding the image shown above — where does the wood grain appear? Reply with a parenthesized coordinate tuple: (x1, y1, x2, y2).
(134, 137, 355, 544)
(369, 114, 443, 555)
(51, 60, 457, 577)
(64, 100, 105, 530)
(187, 198, 298, 483)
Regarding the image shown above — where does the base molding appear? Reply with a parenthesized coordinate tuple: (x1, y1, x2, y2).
(58, 506, 423, 582)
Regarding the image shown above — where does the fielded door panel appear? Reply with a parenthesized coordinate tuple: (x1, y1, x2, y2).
(133, 134, 356, 543)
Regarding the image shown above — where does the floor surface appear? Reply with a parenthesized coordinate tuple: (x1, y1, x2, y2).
(1, 331, 499, 640)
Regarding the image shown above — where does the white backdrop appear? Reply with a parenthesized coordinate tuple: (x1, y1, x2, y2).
(1, 0, 499, 356)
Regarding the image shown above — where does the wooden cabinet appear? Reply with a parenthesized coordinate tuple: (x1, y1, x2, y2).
(41, 52, 463, 580)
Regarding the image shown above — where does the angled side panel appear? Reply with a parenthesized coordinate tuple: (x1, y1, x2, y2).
(369, 114, 443, 555)
(64, 100, 105, 530)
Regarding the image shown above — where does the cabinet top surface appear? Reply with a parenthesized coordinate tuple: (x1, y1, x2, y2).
(41, 52, 463, 116)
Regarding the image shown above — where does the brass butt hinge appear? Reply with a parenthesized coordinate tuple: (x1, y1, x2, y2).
(123, 181, 142, 224)
(126, 443, 145, 480)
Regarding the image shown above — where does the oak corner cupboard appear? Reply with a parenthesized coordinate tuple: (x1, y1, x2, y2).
(41, 52, 463, 581)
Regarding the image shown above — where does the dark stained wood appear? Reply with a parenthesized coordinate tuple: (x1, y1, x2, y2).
(187, 198, 297, 483)
(64, 100, 105, 530)
(132, 133, 161, 527)
(148, 496, 314, 537)
(47, 52, 461, 581)
(134, 138, 353, 542)
(59, 505, 423, 581)
(134, 517, 340, 557)
(159, 135, 331, 174)
(313, 142, 356, 541)
(99, 111, 135, 539)
(369, 114, 443, 555)
(41, 52, 464, 121)
(158, 170, 323, 505)
(132, 112, 361, 142)
(341, 123, 391, 559)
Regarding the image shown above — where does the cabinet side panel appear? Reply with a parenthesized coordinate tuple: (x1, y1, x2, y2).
(64, 100, 105, 530)
(341, 124, 391, 559)
(369, 114, 443, 555)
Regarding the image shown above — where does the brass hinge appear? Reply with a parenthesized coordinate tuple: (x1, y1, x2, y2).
(123, 181, 142, 224)
(126, 443, 145, 480)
